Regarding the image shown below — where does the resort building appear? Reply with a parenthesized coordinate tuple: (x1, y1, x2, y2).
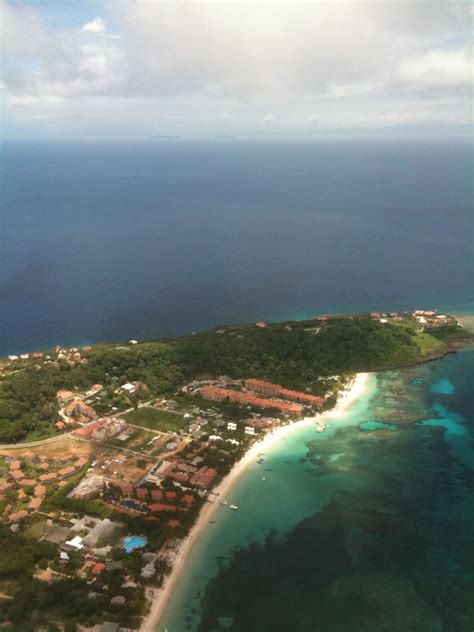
(200, 386, 303, 414)
(244, 379, 325, 408)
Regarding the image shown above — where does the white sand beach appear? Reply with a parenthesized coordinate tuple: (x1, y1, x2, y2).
(140, 372, 370, 632)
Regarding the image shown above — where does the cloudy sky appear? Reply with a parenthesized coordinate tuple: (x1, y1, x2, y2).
(1, 0, 472, 138)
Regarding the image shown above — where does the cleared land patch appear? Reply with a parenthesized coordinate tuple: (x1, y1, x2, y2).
(122, 407, 186, 432)
(413, 332, 444, 355)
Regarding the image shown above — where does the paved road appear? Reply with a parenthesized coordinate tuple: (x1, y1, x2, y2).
(0, 432, 76, 450)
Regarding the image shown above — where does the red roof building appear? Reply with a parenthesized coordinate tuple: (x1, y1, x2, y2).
(167, 519, 181, 528)
(29, 497, 43, 510)
(280, 388, 325, 407)
(148, 503, 177, 513)
(245, 379, 282, 397)
(190, 466, 218, 489)
(92, 563, 106, 574)
(8, 510, 28, 522)
(181, 494, 196, 507)
(39, 473, 57, 483)
(19, 478, 37, 487)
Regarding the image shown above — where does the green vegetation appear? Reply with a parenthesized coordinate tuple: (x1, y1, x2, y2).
(122, 406, 186, 432)
(0, 527, 146, 629)
(174, 317, 426, 388)
(0, 315, 470, 443)
(413, 332, 444, 355)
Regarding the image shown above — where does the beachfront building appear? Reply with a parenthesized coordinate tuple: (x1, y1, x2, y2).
(245, 379, 281, 397)
(245, 379, 325, 408)
(200, 386, 303, 414)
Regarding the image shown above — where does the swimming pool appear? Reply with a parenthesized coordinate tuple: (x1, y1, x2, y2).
(123, 535, 147, 553)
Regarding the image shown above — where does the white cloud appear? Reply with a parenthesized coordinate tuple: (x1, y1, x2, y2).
(82, 17, 106, 34)
(0, 1, 472, 136)
(397, 50, 472, 88)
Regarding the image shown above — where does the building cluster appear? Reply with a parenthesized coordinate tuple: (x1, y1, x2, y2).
(7, 345, 91, 368)
(73, 417, 125, 441)
(1, 455, 89, 525)
(199, 378, 325, 414)
(412, 310, 453, 327)
(200, 385, 303, 413)
(245, 379, 326, 407)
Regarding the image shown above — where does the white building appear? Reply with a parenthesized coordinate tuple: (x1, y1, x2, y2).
(227, 422, 237, 431)
(244, 426, 255, 436)
(121, 383, 136, 394)
(64, 535, 84, 551)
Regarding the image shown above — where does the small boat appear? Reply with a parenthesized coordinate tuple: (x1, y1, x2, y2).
(229, 504, 238, 510)
(221, 500, 229, 506)
(261, 477, 266, 481)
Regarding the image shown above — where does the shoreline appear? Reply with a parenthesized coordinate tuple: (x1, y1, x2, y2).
(141, 372, 370, 632)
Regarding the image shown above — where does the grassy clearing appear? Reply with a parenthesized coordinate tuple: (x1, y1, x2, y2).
(24, 521, 49, 541)
(122, 407, 186, 432)
(414, 332, 444, 355)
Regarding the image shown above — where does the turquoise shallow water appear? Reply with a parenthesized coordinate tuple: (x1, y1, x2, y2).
(160, 348, 474, 631)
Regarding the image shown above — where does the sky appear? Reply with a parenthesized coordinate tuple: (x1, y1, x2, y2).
(0, 0, 472, 138)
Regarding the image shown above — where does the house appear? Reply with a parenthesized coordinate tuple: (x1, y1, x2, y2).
(92, 562, 106, 574)
(9, 510, 28, 522)
(227, 422, 237, 431)
(29, 497, 43, 510)
(58, 466, 76, 478)
(255, 322, 267, 328)
(19, 478, 37, 487)
(181, 494, 195, 507)
(39, 473, 57, 484)
(121, 383, 136, 395)
(56, 390, 75, 404)
(167, 519, 181, 528)
(63, 535, 84, 551)
(244, 426, 255, 436)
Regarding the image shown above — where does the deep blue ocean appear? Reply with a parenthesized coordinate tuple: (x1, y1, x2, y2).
(1, 138, 473, 631)
(1, 138, 472, 355)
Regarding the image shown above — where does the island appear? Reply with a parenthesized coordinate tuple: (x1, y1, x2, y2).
(0, 310, 470, 631)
